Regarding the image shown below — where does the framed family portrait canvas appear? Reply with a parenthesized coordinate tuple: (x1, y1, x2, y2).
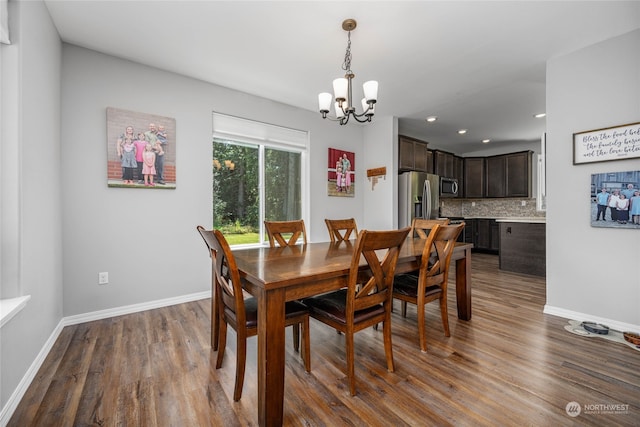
(106, 107, 176, 189)
(591, 170, 640, 229)
(327, 148, 355, 197)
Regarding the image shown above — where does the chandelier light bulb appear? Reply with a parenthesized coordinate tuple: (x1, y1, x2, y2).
(361, 98, 374, 116)
(333, 78, 348, 102)
(363, 80, 378, 103)
(318, 92, 332, 113)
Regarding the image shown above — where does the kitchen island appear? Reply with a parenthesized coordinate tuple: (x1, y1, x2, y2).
(496, 218, 546, 276)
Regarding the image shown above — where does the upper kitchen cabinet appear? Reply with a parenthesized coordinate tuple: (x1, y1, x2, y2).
(486, 151, 533, 198)
(464, 157, 486, 198)
(434, 150, 463, 197)
(486, 155, 506, 197)
(505, 151, 532, 197)
(399, 135, 431, 173)
(434, 150, 464, 180)
(466, 151, 533, 198)
(434, 150, 452, 177)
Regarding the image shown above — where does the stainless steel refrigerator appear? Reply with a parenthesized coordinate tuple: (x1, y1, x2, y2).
(398, 172, 440, 229)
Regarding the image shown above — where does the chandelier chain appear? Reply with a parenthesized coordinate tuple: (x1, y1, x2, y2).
(342, 31, 352, 73)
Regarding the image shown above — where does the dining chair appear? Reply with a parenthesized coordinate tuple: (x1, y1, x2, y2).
(410, 217, 450, 239)
(303, 227, 411, 396)
(391, 218, 449, 308)
(393, 223, 464, 352)
(210, 229, 311, 401)
(324, 218, 358, 242)
(264, 219, 307, 247)
(396, 217, 452, 316)
(196, 225, 220, 351)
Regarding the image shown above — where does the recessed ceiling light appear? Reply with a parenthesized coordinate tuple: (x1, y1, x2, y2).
(425, 116, 437, 122)
(534, 113, 546, 118)
(457, 129, 467, 135)
(482, 139, 490, 144)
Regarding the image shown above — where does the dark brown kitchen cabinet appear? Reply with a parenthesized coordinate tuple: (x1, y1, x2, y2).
(463, 157, 485, 198)
(414, 143, 429, 172)
(490, 220, 500, 251)
(485, 151, 532, 198)
(471, 218, 499, 254)
(464, 222, 473, 244)
(499, 222, 545, 276)
(453, 156, 464, 187)
(505, 151, 532, 197)
(434, 150, 447, 177)
(434, 150, 464, 196)
(399, 135, 430, 172)
(434, 150, 458, 178)
(486, 155, 506, 197)
(426, 150, 434, 173)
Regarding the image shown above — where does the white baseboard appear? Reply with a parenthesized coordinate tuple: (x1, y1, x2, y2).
(544, 305, 640, 332)
(62, 290, 211, 326)
(0, 319, 64, 427)
(0, 290, 211, 427)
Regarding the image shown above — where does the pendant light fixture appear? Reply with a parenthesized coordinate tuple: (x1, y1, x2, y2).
(318, 19, 377, 125)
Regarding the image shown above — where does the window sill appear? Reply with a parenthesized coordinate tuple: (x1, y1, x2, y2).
(0, 295, 31, 328)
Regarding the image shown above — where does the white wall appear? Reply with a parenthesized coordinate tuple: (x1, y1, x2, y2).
(0, 0, 63, 412)
(545, 29, 640, 329)
(362, 116, 398, 229)
(60, 45, 371, 317)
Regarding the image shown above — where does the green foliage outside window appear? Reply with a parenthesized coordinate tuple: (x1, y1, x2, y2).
(213, 139, 302, 245)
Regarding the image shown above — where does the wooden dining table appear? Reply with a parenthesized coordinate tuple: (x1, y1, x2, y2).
(232, 237, 473, 426)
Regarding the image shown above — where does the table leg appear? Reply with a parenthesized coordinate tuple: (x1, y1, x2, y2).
(257, 287, 286, 426)
(455, 247, 472, 320)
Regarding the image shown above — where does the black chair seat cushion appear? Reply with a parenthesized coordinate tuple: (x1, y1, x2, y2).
(303, 289, 384, 325)
(224, 297, 309, 328)
(393, 274, 442, 299)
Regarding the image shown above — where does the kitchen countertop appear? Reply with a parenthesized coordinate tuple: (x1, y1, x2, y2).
(443, 216, 546, 223)
(493, 217, 546, 224)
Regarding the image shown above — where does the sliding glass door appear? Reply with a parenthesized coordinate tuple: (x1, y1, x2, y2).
(213, 139, 302, 246)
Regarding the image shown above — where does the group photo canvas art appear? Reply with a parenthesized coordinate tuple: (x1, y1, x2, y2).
(591, 170, 640, 229)
(327, 148, 355, 197)
(106, 107, 176, 189)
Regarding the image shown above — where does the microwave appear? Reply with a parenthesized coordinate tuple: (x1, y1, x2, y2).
(440, 177, 459, 197)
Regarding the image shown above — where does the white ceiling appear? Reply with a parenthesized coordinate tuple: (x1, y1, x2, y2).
(44, 1, 640, 154)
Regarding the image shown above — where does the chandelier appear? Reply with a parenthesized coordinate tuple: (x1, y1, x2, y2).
(318, 19, 377, 125)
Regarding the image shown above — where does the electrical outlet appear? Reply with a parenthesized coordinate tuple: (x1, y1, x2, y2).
(98, 272, 109, 285)
(471, 202, 476, 207)
(521, 200, 526, 206)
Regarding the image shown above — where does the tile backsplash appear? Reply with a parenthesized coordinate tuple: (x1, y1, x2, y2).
(440, 198, 546, 218)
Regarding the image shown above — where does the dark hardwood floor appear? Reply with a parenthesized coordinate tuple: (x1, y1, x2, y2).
(9, 254, 640, 426)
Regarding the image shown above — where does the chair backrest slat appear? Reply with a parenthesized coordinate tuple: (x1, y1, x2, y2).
(325, 218, 358, 242)
(347, 228, 411, 315)
(419, 223, 465, 289)
(411, 218, 450, 239)
(264, 220, 307, 247)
